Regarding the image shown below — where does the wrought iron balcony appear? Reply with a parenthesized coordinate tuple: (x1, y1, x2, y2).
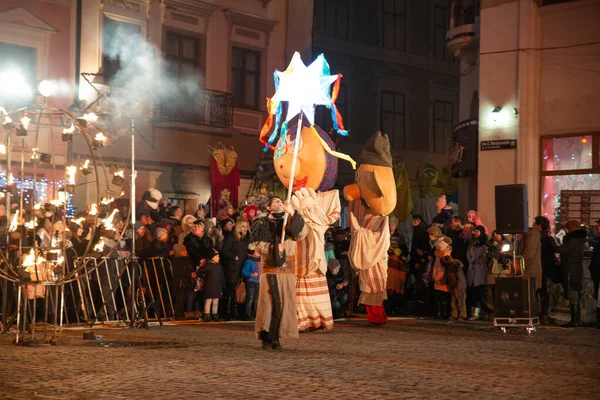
(446, 0, 480, 60)
(154, 88, 233, 129)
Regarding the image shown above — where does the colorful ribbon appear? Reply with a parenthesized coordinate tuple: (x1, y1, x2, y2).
(309, 125, 356, 169)
(330, 74, 348, 136)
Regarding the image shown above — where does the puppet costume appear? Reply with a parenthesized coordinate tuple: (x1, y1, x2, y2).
(344, 132, 397, 324)
(251, 211, 307, 343)
(294, 190, 340, 331)
(273, 122, 342, 331)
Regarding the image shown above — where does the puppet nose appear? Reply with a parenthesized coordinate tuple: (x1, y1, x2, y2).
(274, 155, 301, 179)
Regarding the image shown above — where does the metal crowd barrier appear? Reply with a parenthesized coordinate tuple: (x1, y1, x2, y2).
(0, 256, 176, 342)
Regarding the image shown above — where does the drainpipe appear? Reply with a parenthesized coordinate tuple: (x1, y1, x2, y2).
(69, 0, 82, 165)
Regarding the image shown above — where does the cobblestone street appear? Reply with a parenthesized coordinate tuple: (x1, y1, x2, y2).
(0, 318, 598, 399)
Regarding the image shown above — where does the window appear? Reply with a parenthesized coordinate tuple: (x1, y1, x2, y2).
(380, 91, 406, 148)
(432, 101, 453, 153)
(433, 4, 453, 61)
(382, 0, 406, 51)
(162, 31, 203, 122)
(324, 0, 349, 40)
(540, 133, 600, 230)
(0, 42, 36, 109)
(232, 47, 260, 110)
(102, 14, 142, 86)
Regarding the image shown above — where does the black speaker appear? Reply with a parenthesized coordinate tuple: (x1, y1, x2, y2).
(495, 277, 537, 318)
(495, 184, 528, 234)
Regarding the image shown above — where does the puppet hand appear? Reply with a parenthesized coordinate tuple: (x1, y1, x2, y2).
(294, 188, 316, 209)
(349, 212, 360, 232)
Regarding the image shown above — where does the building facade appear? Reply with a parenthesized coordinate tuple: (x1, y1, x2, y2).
(1, 0, 290, 215)
(308, 0, 461, 192)
(449, 0, 600, 231)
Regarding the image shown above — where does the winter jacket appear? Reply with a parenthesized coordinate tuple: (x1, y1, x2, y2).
(170, 256, 195, 291)
(555, 229, 588, 292)
(241, 255, 260, 285)
(432, 208, 453, 233)
(183, 233, 213, 269)
(466, 236, 488, 287)
(541, 235, 560, 284)
(448, 228, 468, 265)
(432, 258, 448, 292)
(200, 260, 224, 299)
(522, 228, 542, 289)
(446, 259, 467, 290)
(221, 233, 250, 284)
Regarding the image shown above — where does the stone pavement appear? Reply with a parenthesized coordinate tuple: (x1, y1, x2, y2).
(0, 318, 598, 399)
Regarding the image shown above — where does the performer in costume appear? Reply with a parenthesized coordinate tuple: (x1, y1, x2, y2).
(251, 196, 307, 350)
(344, 132, 397, 324)
(274, 120, 342, 332)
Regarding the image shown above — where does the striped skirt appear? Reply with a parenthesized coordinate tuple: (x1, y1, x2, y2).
(296, 272, 334, 331)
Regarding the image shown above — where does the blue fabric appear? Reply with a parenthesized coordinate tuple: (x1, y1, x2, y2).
(242, 256, 260, 284)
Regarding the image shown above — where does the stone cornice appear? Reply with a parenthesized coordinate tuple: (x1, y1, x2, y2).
(223, 9, 278, 33)
(163, 0, 219, 18)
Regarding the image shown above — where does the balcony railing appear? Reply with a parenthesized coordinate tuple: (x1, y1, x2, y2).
(154, 88, 233, 129)
(451, 0, 480, 28)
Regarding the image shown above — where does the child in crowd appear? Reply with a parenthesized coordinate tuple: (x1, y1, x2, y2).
(432, 238, 452, 319)
(200, 248, 224, 322)
(385, 246, 408, 316)
(441, 255, 467, 321)
(326, 259, 348, 319)
(170, 244, 196, 319)
(241, 244, 260, 320)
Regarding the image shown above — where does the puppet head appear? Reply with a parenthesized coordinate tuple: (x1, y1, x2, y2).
(274, 121, 337, 191)
(209, 143, 238, 176)
(343, 131, 396, 216)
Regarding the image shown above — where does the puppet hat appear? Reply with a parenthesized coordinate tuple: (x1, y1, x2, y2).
(359, 131, 392, 168)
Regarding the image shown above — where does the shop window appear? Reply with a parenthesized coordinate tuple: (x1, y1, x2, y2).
(542, 135, 593, 171)
(232, 47, 260, 110)
(381, 0, 406, 51)
(380, 91, 406, 148)
(102, 14, 142, 86)
(0, 42, 36, 109)
(540, 133, 600, 230)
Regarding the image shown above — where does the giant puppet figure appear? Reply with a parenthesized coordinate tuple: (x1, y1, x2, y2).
(344, 132, 397, 324)
(256, 52, 356, 334)
(274, 120, 345, 331)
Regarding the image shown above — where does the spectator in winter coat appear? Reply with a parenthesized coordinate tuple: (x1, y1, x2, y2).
(554, 220, 588, 327)
(170, 244, 195, 319)
(448, 217, 467, 266)
(432, 238, 452, 319)
(326, 259, 349, 319)
(183, 220, 213, 269)
(442, 255, 467, 320)
(200, 248, 224, 322)
(466, 225, 488, 321)
(242, 244, 260, 320)
(221, 219, 250, 320)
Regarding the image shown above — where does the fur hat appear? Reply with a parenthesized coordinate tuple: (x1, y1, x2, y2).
(358, 131, 392, 167)
(327, 258, 341, 273)
(173, 244, 187, 257)
(144, 189, 162, 210)
(155, 227, 168, 239)
(181, 215, 196, 232)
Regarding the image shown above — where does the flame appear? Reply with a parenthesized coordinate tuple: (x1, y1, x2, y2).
(103, 208, 119, 231)
(24, 219, 36, 229)
(114, 170, 124, 178)
(7, 172, 14, 185)
(66, 165, 77, 185)
(82, 113, 98, 122)
(101, 197, 114, 205)
(21, 116, 31, 130)
(80, 159, 90, 170)
(22, 249, 46, 272)
(9, 210, 19, 232)
(94, 132, 107, 142)
(31, 148, 39, 161)
(63, 123, 75, 134)
(94, 240, 105, 252)
(0, 144, 6, 155)
(89, 203, 98, 215)
(71, 217, 85, 226)
(120, 190, 125, 197)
